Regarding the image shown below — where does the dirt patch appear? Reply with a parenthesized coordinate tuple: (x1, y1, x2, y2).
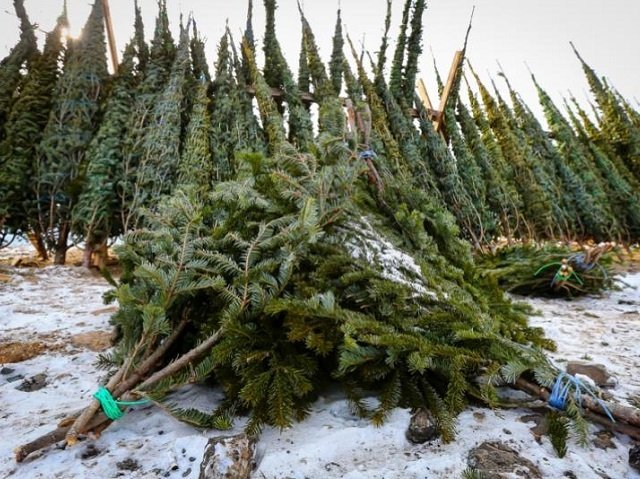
(0, 341, 47, 363)
(69, 331, 112, 352)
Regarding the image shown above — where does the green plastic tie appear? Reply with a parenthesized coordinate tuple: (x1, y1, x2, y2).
(93, 387, 150, 421)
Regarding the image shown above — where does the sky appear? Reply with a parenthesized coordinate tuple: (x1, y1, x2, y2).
(1, 0, 639, 121)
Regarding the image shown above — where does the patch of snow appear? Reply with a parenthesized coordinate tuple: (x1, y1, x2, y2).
(1, 249, 639, 478)
(344, 218, 437, 298)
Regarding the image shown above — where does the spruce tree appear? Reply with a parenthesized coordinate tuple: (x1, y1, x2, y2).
(532, 75, 618, 240)
(299, 9, 345, 137)
(493, 77, 569, 239)
(571, 43, 640, 181)
(566, 103, 640, 239)
(72, 42, 140, 267)
(134, 23, 192, 214)
(505, 87, 586, 239)
(262, 0, 313, 149)
(472, 70, 555, 240)
(0, 6, 67, 252)
(0, 0, 38, 142)
(328, 9, 344, 96)
(176, 80, 213, 195)
(297, 28, 311, 93)
(402, 0, 426, 107)
(36, 0, 109, 264)
(389, 0, 412, 101)
(190, 20, 211, 82)
(118, 0, 175, 232)
(375, 0, 393, 82)
(457, 99, 517, 239)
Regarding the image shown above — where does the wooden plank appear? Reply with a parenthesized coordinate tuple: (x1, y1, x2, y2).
(434, 50, 464, 134)
(416, 79, 434, 110)
(101, 0, 119, 72)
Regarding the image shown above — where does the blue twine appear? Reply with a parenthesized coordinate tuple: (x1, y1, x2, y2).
(568, 253, 596, 272)
(548, 372, 614, 422)
(359, 150, 376, 160)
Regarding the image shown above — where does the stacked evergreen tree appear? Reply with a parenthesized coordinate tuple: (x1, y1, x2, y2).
(0, 5, 67, 253)
(36, 0, 109, 264)
(72, 3, 148, 267)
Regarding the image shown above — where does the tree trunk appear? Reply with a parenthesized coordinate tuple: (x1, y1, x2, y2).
(27, 231, 48, 261)
(82, 244, 94, 269)
(53, 224, 69, 265)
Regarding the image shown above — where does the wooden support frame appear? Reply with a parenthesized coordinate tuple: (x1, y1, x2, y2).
(415, 50, 465, 142)
(101, 0, 119, 72)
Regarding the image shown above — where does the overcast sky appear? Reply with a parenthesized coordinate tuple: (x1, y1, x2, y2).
(1, 0, 639, 120)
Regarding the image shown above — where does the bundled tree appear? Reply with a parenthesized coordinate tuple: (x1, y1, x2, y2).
(498, 73, 576, 239)
(0, 6, 68, 254)
(388, 0, 412, 102)
(571, 43, 640, 182)
(466, 85, 526, 238)
(72, 43, 141, 268)
(532, 75, 619, 240)
(176, 79, 213, 195)
(36, 0, 109, 264)
(117, 1, 177, 232)
(565, 102, 640, 239)
(0, 0, 38, 142)
(471, 69, 555, 240)
(133, 22, 192, 213)
(401, 0, 426, 107)
(328, 9, 344, 96)
(262, 0, 313, 149)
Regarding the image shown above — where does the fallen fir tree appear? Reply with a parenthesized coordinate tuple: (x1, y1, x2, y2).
(15, 79, 639, 463)
(477, 242, 620, 297)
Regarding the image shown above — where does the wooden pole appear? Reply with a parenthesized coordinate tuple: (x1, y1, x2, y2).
(433, 50, 464, 135)
(101, 0, 119, 72)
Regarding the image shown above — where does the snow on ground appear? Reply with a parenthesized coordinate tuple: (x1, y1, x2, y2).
(1, 245, 639, 479)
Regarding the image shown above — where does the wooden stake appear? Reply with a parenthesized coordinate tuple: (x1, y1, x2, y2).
(101, 0, 119, 73)
(434, 50, 464, 135)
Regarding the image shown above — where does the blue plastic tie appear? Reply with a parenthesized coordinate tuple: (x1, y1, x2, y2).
(359, 150, 376, 160)
(548, 372, 614, 422)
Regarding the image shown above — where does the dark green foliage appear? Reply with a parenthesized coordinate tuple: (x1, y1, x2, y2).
(0, 0, 38, 142)
(328, 9, 344, 96)
(457, 98, 518, 239)
(571, 44, 640, 182)
(299, 10, 344, 137)
(533, 76, 618, 240)
(473, 70, 556, 239)
(447, 102, 497, 242)
(0, 7, 67, 246)
(190, 20, 211, 82)
(375, 0, 393, 81)
(133, 0, 149, 75)
(143, 0, 176, 93)
(177, 80, 213, 195)
(134, 23, 191, 212)
(546, 411, 569, 458)
(565, 101, 640, 239)
(36, 0, 109, 263)
(72, 42, 140, 253)
(467, 87, 526, 238)
(402, 0, 426, 107)
(262, 0, 313, 149)
(389, 0, 412, 101)
(297, 28, 310, 93)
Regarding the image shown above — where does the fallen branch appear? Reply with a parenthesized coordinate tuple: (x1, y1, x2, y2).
(14, 323, 221, 463)
(515, 378, 640, 439)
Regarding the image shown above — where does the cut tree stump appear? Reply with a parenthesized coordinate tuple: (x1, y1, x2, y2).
(199, 434, 256, 479)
